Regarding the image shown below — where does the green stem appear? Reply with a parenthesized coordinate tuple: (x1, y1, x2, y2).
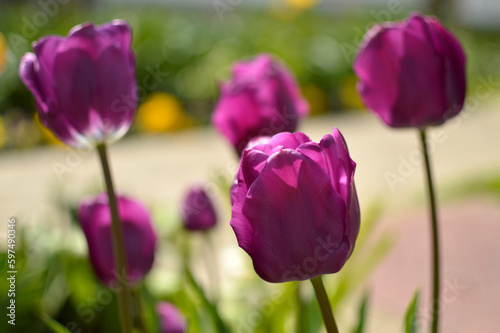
(310, 276, 339, 333)
(203, 232, 220, 303)
(295, 282, 309, 333)
(97, 143, 133, 333)
(419, 129, 441, 333)
(184, 265, 229, 333)
(132, 287, 147, 333)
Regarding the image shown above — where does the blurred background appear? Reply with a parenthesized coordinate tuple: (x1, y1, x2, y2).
(0, 0, 499, 332)
(0, 0, 499, 149)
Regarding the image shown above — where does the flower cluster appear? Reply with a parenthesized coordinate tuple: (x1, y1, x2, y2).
(18, 11, 467, 332)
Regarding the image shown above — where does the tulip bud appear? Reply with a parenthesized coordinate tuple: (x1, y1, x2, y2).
(156, 302, 187, 333)
(78, 193, 157, 286)
(181, 186, 217, 231)
(353, 12, 466, 128)
(212, 54, 309, 154)
(231, 129, 360, 283)
(19, 20, 137, 148)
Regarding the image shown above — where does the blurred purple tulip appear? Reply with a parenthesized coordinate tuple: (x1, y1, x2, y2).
(230, 129, 360, 283)
(78, 193, 157, 286)
(157, 302, 186, 333)
(181, 186, 217, 232)
(19, 20, 136, 148)
(354, 12, 466, 128)
(212, 54, 309, 155)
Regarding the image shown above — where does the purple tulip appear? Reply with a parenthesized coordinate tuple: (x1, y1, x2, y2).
(353, 12, 466, 128)
(230, 129, 360, 283)
(78, 193, 157, 286)
(156, 302, 186, 333)
(212, 54, 309, 155)
(19, 20, 136, 148)
(181, 186, 217, 232)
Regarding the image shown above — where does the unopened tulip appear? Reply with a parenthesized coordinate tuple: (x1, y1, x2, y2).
(157, 302, 186, 333)
(354, 12, 466, 128)
(231, 129, 359, 283)
(78, 193, 157, 286)
(181, 186, 217, 231)
(212, 54, 309, 154)
(19, 20, 136, 148)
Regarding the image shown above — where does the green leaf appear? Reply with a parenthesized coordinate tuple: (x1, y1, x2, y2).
(404, 291, 420, 333)
(353, 291, 369, 333)
(184, 265, 229, 332)
(40, 313, 71, 333)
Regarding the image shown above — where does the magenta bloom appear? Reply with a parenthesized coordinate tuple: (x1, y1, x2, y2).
(231, 129, 359, 283)
(353, 12, 466, 128)
(181, 186, 217, 232)
(19, 20, 136, 148)
(212, 54, 309, 154)
(157, 302, 186, 333)
(78, 193, 157, 286)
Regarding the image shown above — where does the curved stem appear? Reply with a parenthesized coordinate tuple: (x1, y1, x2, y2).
(132, 287, 147, 333)
(295, 281, 309, 333)
(419, 129, 441, 333)
(97, 143, 133, 333)
(310, 276, 339, 333)
(203, 232, 220, 303)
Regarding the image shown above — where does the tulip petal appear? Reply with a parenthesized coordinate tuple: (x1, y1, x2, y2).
(61, 21, 131, 60)
(354, 27, 405, 125)
(52, 48, 98, 138)
(19, 53, 47, 113)
(78, 194, 156, 286)
(33, 36, 64, 93)
(278, 63, 309, 117)
(428, 19, 466, 119)
(181, 186, 217, 231)
(297, 129, 355, 202)
(93, 45, 136, 137)
(354, 12, 466, 128)
(19, 53, 78, 145)
(249, 132, 310, 157)
(212, 87, 264, 152)
(390, 15, 447, 127)
(157, 302, 186, 333)
(98, 20, 133, 56)
(236, 149, 347, 282)
(212, 54, 309, 154)
(241, 149, 270, 189)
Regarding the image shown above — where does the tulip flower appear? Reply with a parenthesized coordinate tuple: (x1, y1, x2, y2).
(78, 193, 157, 286)
(353, 12, 466, 128)
(156, 302, 187, 333)
(231, 129, 359, 283)
(19, 20, 136, 148)
(354, 13, 468, 333)
(212, 54, 309, 154)
(181, 186, 217, 231)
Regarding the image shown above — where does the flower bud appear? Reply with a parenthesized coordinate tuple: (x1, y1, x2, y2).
(19, 20, 137, 148)
(212, 54, 309, 154)
(156, 302, 186, 333)
(181, 186, 217, 231)
(354, 12, 466, 128)
(78, 193, 157, 286)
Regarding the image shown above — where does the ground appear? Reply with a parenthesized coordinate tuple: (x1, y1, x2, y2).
(1, 95, 499, 332)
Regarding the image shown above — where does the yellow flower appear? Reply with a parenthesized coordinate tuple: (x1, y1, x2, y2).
(34, 113, 64, 145)
(0, 32, 7, 75)
(136, 92, 192, 133)
(0, 115, 5, 149)
(301, 83, 327, 115)
(340, 75, 364, 110)
(283, 0, 320, 10)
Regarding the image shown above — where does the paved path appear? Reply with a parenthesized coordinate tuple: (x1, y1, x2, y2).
(0, 94, 499, 332)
